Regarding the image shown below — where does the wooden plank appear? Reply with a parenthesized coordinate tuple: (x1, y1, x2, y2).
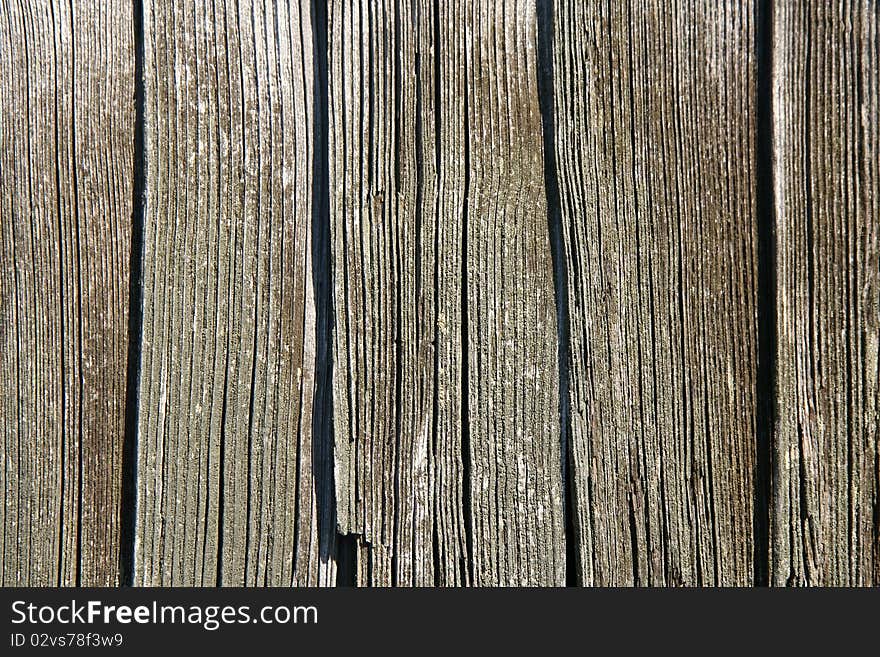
(463, 0, 565, 586)
(0, 0, 133, 585)
(550, 0, 759, 585)
(328, 0, 452, 586)
(135, 0, 335, 585)
(772, 0, 879, 586)
(329, 0, 566, 585)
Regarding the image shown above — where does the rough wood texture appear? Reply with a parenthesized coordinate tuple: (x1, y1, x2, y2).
(0, 0, 133, 586)
(135, 0, 335, 586)
(550, 0, 759, 585)
(772, 0, 879, 586)
(329, 0, 565, 585)
(2, 0, 879, 590)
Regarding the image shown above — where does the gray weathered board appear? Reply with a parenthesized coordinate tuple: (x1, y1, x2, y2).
(0, 0, 876, 586)
(772, 0, 879, 586)
(551, 0, 759, 586)
(0, 0, 133, 586)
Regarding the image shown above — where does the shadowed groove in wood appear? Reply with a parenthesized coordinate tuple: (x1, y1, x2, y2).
(0, 0, 134, 586)
(120, 0, 148, 587)
(537, 0, 578, 586)
(310, 0, 340, 586)
(753, 0, 775, 588)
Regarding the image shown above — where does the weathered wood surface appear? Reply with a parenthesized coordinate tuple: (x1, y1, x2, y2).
(329, 0, 565, 585)
(772, 0, 879, 586)
(0, 0, 878, 587)
(135, 0, 335, 585)
(0, 0, 133, 586)
(549, 0, 759, 585)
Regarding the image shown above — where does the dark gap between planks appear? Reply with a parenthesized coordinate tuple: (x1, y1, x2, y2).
(754, 0, 776, 588)
(120, 0, 146, 587)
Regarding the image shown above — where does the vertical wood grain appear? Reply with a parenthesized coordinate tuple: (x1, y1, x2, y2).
(772, 0, 879, 586)
(329, 0, 565, 585)
(0, 0, 133, 585)
(2, 0, 877, 591)
(328, 0, 465, 586)
(135, 0, 335, 586)
(550, 0, 759, 585)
